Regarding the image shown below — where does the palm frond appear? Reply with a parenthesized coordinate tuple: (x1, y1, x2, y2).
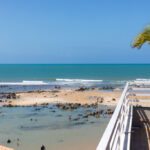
(132, 25, 150, 49)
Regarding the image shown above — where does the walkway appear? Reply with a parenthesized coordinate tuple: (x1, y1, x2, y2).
(97, 80, 150, 150)
(130, 83, 150, 150)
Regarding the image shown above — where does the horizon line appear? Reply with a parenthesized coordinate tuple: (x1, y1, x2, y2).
(0, 63, 150, 65)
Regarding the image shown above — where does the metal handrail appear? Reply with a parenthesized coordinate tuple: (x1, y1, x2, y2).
(96, 82, 131, 150)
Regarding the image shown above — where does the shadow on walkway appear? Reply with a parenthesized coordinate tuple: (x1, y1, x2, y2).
(131, 106, 150, 150)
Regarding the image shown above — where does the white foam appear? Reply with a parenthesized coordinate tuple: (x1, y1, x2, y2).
(136, 78, 150, 81)
(22, 80, 48, 85)
(56, 78, 103, 82)
(133, 79, 150, 84)
(0, 80, 48, 85)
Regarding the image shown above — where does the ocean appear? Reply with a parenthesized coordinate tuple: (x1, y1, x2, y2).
(0, 64, 150, 91)
(0, 64, 150, 81)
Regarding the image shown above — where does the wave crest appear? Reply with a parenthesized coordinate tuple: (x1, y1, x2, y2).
(56, 78, 103, 82)
(0, 80, 48, 85)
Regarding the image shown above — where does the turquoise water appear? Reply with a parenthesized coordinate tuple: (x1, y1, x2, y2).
(0, 64, 150, 92)
(0, 64, 150, 81)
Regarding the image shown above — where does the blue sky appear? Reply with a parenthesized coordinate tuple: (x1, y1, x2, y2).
(0, 0, 150, 64)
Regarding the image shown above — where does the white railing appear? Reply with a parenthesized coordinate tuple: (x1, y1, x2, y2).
(96, 82, 133, 150)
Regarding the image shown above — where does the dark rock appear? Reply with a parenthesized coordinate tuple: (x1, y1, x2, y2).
(89, 112, 96, 116)
(41, 145, 46, 150)
(20, 126, 24, 128)
(73, 117, 80, 121)
(50, 110, 56, 113)
(7, 104, 13, 107)
(100, 86, 115, 90)
(83, 114, 88, 118)
(33, 104, 37, 107)
(82, 104, 90, 108)
(75, 87, 89, 92)
(7, 94, 11, 99)
(7, 139, 11, 143)
(98, 110, 104, 114)
(105, 109, 114, 115)
(12, 93, 16, 99)
(35, 108, 41, 111)
(73, 103, 81, 108)
(54, 85, 61, 89)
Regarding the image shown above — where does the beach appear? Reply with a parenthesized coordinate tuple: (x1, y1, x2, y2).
(2, 88, 121, 107)
(0, 64, 150, 150)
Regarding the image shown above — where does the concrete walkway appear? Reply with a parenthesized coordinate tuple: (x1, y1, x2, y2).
(131, 107, 150, 150)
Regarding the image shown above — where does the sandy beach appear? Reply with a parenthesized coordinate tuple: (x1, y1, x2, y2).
(1, 88, 122, 107)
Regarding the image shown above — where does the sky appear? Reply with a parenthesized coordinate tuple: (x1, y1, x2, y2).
(0, 0, 150, 64)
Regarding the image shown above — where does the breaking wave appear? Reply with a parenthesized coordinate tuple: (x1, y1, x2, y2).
(0, 80, 48, 85)
(56, 78, 103, 82)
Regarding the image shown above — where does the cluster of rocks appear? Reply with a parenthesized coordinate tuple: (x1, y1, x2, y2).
(81, 110, 104, 119)
(54, 102, 114, 121)
(69, 108, 114, 121)
(55, 103, 100, 110)
(56, 103, 81, 110)
(75, 87, 96, 92)
(99, 86, 115, 90)
(0, 93, 18, 99)
(105, 109, 114, 115)
(33, 102, 114, 121)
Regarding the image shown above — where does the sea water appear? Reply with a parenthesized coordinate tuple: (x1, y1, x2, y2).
(0, 105, 112, 150)
(0, 64, 150, 81)
(0, 64, 150, 92)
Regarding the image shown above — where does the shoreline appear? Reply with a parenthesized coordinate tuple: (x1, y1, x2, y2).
(0, 88, 122, 107)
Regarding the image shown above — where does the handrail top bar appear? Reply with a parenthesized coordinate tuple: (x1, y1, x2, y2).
(96, 82, 129, 150)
